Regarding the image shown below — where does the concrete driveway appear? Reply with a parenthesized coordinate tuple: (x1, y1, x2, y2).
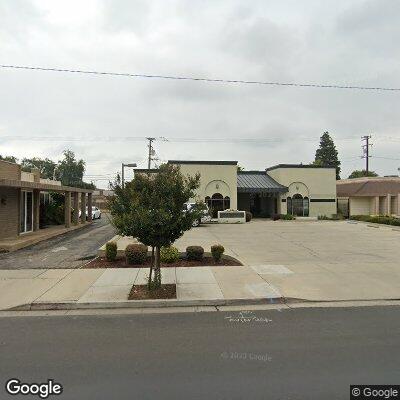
(175, 220, 400, 301)
(0, 216, 115, 270)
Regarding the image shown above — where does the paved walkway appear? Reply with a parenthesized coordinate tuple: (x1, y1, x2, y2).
(2, 260, 400, 310)
(0, 217, 115, 269)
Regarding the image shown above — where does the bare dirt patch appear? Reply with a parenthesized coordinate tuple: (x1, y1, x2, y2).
(128, 284, 176, 300)
(84, 256, 242, 269)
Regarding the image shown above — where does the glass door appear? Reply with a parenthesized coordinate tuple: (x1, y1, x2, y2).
(20, 191, 33, 233)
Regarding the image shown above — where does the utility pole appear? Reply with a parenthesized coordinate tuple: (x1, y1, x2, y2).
(147, 137, 155, 170)
(361, 135, 372, 174)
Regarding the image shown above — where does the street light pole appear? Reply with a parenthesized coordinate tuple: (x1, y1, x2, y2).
(121, 163, 137, 188)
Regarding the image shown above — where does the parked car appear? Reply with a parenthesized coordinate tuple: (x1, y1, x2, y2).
(79, 206, 102, 220)
(184, 202, 211, 227)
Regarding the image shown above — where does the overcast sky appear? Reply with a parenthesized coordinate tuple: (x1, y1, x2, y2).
(1, 0, 400, 188)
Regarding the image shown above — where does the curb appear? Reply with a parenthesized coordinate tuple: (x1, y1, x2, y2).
(9, 297, 287, 311)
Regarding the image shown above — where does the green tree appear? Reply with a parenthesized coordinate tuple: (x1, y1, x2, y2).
(314, 132, 341, 180)
(348, 170, 378, 179)
(0, 155, 18, 163)
(55, 150, 95, 189)
(21, 157, 56, 179)
(109, 164, 200, 290)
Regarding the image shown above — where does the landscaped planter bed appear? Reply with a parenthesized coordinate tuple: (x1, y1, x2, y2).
(128, 284, 177, 300)
(84, 255, 242, 269)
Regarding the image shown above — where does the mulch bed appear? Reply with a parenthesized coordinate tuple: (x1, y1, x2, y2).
(128, 284, 176, 300)
(84, 256, 242, 269)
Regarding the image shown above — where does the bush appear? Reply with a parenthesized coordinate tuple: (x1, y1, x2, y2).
(125, 244, 148, 265)
(280, 214, 295, 220)
(160, 246, 180, 264)
(351, 215, 400, 226)
(211, 244, 225, 262)
(105, 241, 117, 261)
(318, 214, 344, 221)
(245, 211, 252, 222)
(186, 246, 204, 261)
(272, 213, 281, 221)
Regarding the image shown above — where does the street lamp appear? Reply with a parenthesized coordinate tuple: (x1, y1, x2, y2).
(121, 163, 137, 188)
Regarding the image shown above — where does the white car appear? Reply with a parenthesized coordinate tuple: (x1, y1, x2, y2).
(79, 206, 102, 220)
(183, 202, 212, 227)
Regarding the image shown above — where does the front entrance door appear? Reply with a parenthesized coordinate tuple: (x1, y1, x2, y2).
(20, 190, 33, 233)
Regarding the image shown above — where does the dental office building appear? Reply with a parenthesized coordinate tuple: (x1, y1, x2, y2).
(137, 160, 337, 218)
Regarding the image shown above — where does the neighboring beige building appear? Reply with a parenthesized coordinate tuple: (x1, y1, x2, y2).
(267, 164, 337, 217)
(0, 159, 93, 241)
(135, 161, 337, 218)
(337, 177, 400, 217)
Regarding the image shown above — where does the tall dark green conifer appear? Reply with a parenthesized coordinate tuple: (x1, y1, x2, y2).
(314, 132, 341, 180)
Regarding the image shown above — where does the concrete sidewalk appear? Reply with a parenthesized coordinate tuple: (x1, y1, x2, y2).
(2, 261, 400, 311)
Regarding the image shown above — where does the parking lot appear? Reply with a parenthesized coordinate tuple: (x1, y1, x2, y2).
(175, 219, 400, 300)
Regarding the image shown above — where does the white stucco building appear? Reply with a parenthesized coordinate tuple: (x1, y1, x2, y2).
(135, 160, 337, 218)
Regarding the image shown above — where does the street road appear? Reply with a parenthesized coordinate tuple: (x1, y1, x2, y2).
(0, 306, 399, 399)
(0, 217, 115, 269)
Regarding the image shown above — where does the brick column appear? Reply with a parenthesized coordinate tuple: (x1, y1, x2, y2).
(374, 196, 379, 215)
(87, 193, 93, 222)
(72, 192, 79, 225)
(387, 194, 391, 215)
(80, 193, 86, 223)
(33, 189, 40, 231)
(64, 192, 71, 228)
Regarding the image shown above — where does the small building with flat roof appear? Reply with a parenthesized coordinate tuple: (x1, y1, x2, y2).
(337, 177, 400, 217)
(0, 159, 94, 250)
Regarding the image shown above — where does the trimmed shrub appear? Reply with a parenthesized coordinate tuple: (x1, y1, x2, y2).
(125, 244, 148, 265)
(211, 244, 225, 262)
(105, 241, 117, 261)
(272, 213, 281, 221)
(160, 246, 180, 264)
(352, 215, 400, 226)
(245, 211, 252, 222)
(186, 246, 204, 261)
(280, 214, 295, 220)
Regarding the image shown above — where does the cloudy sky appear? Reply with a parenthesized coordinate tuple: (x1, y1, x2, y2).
(1, 0, 400, 187)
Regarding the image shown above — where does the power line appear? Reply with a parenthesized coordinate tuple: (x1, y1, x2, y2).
(1, 64, 400, 92)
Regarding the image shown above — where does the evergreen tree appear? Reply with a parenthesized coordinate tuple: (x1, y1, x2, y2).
(314, 132, 341, 180)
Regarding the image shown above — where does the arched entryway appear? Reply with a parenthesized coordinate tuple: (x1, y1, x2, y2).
(206, 193, 230, 218)
(287, 194, 309, 217)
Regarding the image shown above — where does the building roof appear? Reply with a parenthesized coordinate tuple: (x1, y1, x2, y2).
(168, 160, 238, 166)
(266, 164, 335, 171)
(237, 171, 288, 193)
(337, 177, 400, 197)
(0, 179, 93, 193)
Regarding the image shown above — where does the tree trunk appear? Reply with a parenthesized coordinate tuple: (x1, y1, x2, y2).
(148, 246, 155, 290)
(153, 246, 162, 289)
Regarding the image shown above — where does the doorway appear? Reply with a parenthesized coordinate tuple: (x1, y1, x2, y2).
(20, 190, 33, 234)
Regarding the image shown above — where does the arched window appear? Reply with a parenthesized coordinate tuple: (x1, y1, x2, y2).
(205, 196, 211, 208)
(209, 193, 224, 218)
(292, 194, 304, 216)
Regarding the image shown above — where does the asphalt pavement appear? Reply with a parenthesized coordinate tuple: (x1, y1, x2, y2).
(0, 305, 399, 400)
(0, 217, 115, 269)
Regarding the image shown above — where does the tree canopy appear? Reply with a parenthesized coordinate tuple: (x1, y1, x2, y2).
(0, 155, 18, 163)
(314, 131, 341, 180)
(348, 170, 378, 179)
(21, 157, 56, 179)
(109, 164, 200, 288)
